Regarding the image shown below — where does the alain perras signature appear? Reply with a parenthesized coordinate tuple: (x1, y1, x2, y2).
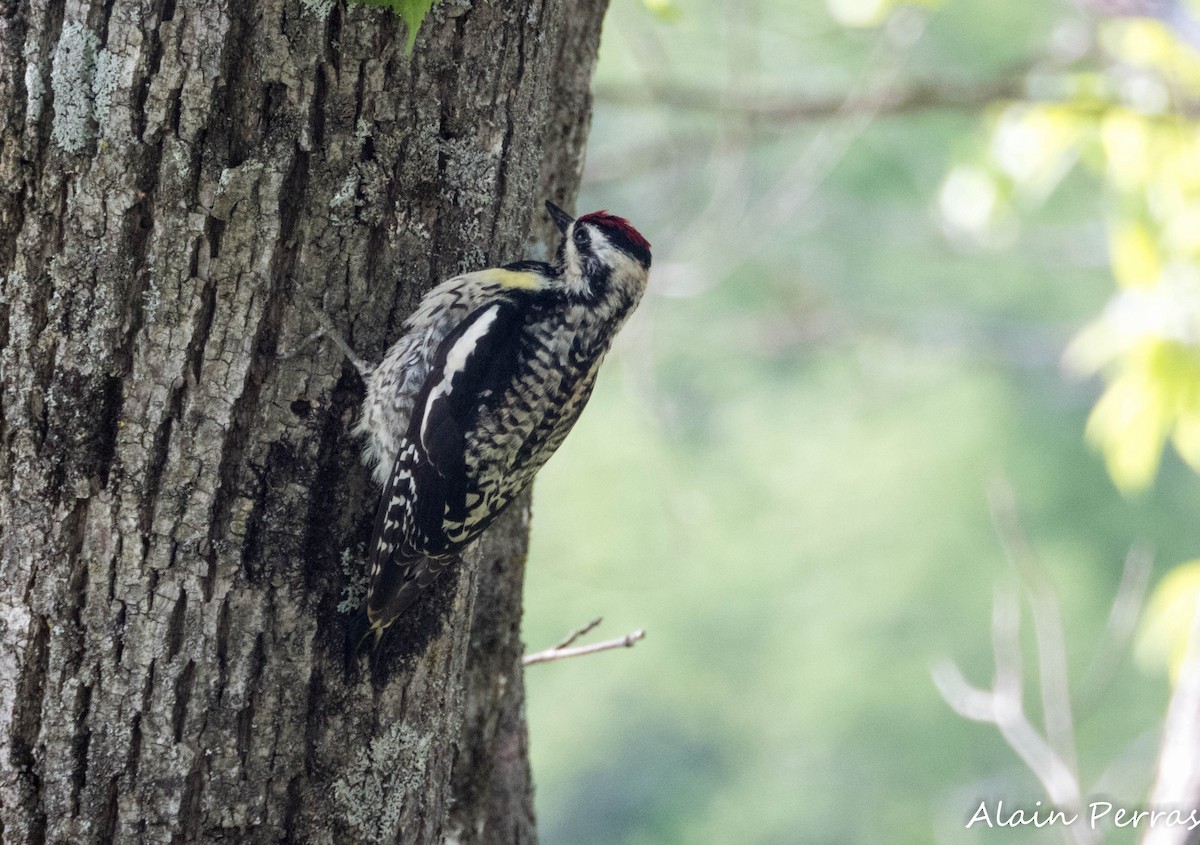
(966, 799, 1200, 831)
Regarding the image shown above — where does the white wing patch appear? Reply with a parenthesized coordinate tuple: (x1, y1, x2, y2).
(420, 304, 501, 453)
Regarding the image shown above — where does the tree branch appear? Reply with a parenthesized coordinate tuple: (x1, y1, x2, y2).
(523, 623, 645, 667)
(593, 76, 1026, 122)
(932, 585, 1098, 845)
(553, 616, 604, 650)
(1080, 542, 1154, 707)
(988, 479, 1079, 780)
(1143, 596, 1200, 845)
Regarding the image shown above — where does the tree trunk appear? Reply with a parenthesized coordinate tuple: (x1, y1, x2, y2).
(0, 1, 609, 842)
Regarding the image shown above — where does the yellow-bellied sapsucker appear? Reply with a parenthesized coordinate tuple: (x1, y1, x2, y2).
(352, 200, 651, 637)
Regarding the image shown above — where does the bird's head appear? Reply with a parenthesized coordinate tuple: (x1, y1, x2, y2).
(546, 200, 651, 314)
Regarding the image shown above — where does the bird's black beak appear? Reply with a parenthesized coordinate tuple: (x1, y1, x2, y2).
(545, 200, 574, 235)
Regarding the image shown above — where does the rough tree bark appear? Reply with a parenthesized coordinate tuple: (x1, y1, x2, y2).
(0, 0, 609, 842)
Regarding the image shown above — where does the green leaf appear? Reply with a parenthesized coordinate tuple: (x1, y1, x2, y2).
(1137, 560, 1200, 682)
(641, 0, 681, 22)
(352, 0, 440, 53)
(1082, 337, 1200, 493)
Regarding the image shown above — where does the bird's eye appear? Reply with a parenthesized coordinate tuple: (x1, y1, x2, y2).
(573, 226, 589, 247)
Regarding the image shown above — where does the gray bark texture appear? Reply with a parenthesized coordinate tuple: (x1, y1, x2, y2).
(0, 0, 609, 842)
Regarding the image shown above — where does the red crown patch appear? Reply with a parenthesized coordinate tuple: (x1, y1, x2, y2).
(577, 211, 651, 254)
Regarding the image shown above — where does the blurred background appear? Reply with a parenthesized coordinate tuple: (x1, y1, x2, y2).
(520, 0, 1200, 842)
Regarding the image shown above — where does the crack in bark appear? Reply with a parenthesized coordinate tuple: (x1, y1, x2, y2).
(99, 773, 119, 841)
(216, 2, 257, 169)
(117, 147, 165, 383)
(170, 658, 196, 744)
(165, 587, 187, 660)
(186, 235, 219, 385)
(139, 381, 182, 536)
(235, 701, 253, 769)
(173, 750, 205, 844)
(95, 0, 118, 44)
(206, 297, 280, 574)
(126, 665, 152, 781)
(10, 616, 50, 845)
(214, 592, 231, 694)
(62, 497, 92, 679)
(68, 681, 92, 815)
(112, 600, 126, 664)
(487, 20, 518, 255)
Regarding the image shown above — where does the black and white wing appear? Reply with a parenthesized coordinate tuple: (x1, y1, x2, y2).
(365, 299, 531, 629)
(353, 266, 551, 487)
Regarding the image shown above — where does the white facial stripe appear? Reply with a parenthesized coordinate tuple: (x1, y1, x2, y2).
(591, 233, 621, 263)
(421, 304, 501, 449)
(561, 225, 590, 296)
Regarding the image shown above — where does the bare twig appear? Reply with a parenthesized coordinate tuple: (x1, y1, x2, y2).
(523, 628, 646, 667)
(303, 301, 373, 377)
(554, 616, 603, 650)
(276, 325, 328, 361)
(987, 479, 1079, 780)
(1143, 596, 1200, 845)
(932, 585, 1097, 845)
(936, 514, 1167, 845)
(1079, 542, 1154, 707)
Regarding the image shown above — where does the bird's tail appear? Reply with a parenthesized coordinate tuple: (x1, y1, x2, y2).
(365, 553, 453, 638)
(345, 603, 378, 657)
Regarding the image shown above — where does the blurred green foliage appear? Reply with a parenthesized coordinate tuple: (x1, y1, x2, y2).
(1138, 558, 1200, 678)
(953, 20, 1200, 494)
(519, 0, 1200, 843)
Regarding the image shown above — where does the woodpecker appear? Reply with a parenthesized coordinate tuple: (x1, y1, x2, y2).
(350, 200, 651, 638)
